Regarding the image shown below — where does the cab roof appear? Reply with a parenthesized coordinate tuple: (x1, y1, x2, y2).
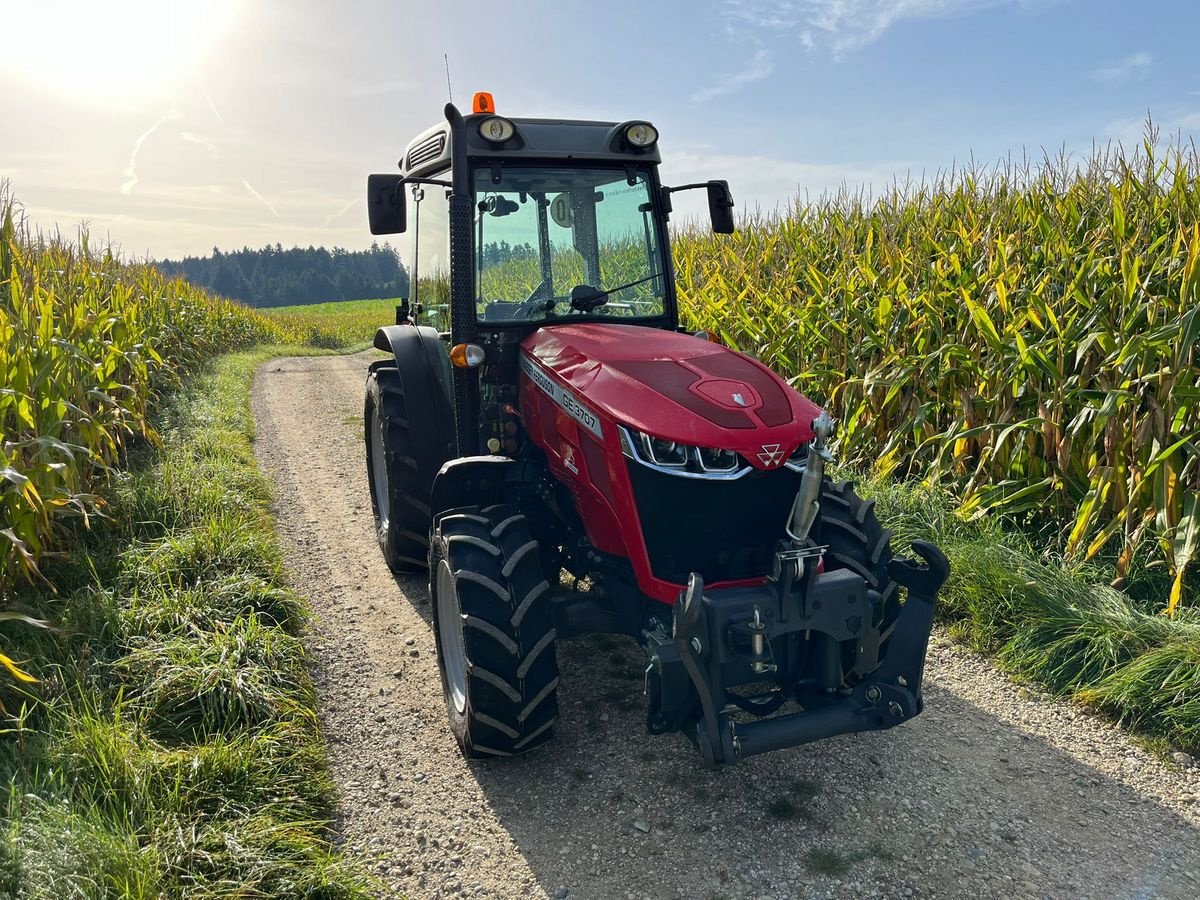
(400, 114, 662, 178)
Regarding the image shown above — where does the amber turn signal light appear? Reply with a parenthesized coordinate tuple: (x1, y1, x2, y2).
(449, 343, 486, 368)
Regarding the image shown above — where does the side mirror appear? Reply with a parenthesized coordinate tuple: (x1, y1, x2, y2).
(707, 180, 735, 234)
(367, 174, 406, 234)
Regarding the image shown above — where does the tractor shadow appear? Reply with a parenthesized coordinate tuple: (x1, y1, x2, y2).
(391, 571, 433, 627)
(465, 633, 1200, 899)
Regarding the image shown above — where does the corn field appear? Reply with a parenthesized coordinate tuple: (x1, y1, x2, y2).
(676, 137, 1199, 613)
(264, 297, 405, 348)
(0, 189, 283, 597)
(5, 132, 1198, 619)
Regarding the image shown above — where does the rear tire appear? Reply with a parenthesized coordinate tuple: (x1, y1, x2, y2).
(429, 504, 560, 758)
(365, 365, 431, 573)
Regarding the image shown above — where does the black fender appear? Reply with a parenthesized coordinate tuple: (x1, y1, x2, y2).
(431, 456, 517, 520)
(373, 324, 457, 464)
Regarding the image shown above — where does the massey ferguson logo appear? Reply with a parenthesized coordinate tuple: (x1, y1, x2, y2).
(732, 392, 748, 407)
(757, 444, 784, 466)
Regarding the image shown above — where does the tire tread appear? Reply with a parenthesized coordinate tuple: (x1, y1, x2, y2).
(365, 367, 433, 573)
(819, 478, 900, 676)
(430, 505, 560, 757)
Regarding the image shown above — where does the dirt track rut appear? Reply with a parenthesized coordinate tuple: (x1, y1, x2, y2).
(252, 350, 1200, 900)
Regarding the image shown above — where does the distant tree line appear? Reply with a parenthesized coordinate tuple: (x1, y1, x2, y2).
(155, 242, 410, 308)
(480, 240, 537, 266)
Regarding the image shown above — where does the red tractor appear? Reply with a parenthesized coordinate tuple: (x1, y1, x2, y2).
(364, 94, 947, 765)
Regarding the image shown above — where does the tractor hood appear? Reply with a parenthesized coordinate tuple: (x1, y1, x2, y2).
(521, 324, 823, 469)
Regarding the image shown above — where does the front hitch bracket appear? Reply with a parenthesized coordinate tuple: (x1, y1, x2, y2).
(672, 573, 732, 765)
(666, 540, 950, 766)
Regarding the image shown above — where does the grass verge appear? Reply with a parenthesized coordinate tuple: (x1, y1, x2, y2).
(0, 347, 375, 898)
(861, 472, 1200, 757)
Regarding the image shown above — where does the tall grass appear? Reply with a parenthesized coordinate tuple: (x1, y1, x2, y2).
(0, 187, 284, 592)
(863, 471, 1200, 753)
(1, 193, 371, 893)
(0, 349, 373, 897)
(676, 135, 1199, 613)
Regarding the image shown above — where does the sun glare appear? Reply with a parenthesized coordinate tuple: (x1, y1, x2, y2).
(2, 0, 237, 98)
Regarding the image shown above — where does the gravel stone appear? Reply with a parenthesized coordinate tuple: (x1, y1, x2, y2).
(253, 351, 1200, 900)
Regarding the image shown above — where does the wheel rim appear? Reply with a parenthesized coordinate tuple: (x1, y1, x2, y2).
(436, 559, 468, 715)
(369, 399, 390, 527)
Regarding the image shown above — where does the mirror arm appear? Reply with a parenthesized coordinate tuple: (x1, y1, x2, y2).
(663, 182, 714, 194)
(403, 176, 452, 189)
(663, 180, 735, 235)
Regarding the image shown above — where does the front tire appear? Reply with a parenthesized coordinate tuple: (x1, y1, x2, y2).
(429, 505, 560, 757)
(818, 479, 899, 671)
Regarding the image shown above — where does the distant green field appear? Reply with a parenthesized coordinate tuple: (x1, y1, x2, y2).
(264, 297, 400, 348)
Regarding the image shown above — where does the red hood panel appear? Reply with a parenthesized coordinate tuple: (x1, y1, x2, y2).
(521, 324, 823, 468)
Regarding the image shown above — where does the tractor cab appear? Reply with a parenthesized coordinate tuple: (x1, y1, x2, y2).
(363, 94, 947, 767)
(368, 94, 731, 336)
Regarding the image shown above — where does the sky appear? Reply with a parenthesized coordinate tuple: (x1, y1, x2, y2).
(3, 0, 1199, 261)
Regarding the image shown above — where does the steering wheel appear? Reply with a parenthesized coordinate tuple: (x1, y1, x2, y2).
(510, 282, 557, 319)
(568, 283, 606, 313)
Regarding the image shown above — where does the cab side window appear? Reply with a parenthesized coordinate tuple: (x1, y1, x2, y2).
(412, 180, 451, 329)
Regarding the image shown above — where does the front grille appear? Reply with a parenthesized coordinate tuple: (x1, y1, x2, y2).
(628, 462, 801, 585)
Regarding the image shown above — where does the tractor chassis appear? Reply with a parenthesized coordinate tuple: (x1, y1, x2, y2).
(630, 540, 950, 766)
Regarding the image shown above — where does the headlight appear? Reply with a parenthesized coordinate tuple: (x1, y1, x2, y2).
(640, 433, 687, 467)
(479, 116, 515, 142)
(785, 441, 810, 471)
(625, 122, 658, 147)
(698, 446, 739, 472)
(621, 427, 749, 480)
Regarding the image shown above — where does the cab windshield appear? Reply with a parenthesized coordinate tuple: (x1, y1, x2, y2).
(474, 165, 667, 325)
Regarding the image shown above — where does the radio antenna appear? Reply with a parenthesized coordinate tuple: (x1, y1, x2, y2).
(443, 54, 454, 104)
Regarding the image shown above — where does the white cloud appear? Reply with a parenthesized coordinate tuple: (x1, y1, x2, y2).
(13, 175, 381, 258)
(345, 79, 417, 98)
(120, 108, 181, 195)
(242, 179, 280, 218)
(722, 0, 805, 36)
(1104, 109, 1200, 146)
(660, 147, 914, 222)
(1092, 52, 1152, 84)
(193, 79, 225, 124)
(721, 0, 1057, 55)
(324, 195, 360, 226)
(180, 131, 220, 157)
(691, 49, 775, 102)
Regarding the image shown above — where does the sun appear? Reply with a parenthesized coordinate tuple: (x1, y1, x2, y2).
(1, 0, 237, 99)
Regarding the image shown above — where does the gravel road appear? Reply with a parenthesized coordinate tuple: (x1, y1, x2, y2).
(252, 350, 1200, 900)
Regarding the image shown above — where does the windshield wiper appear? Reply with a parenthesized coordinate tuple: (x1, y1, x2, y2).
(569, 273, 663, 312)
